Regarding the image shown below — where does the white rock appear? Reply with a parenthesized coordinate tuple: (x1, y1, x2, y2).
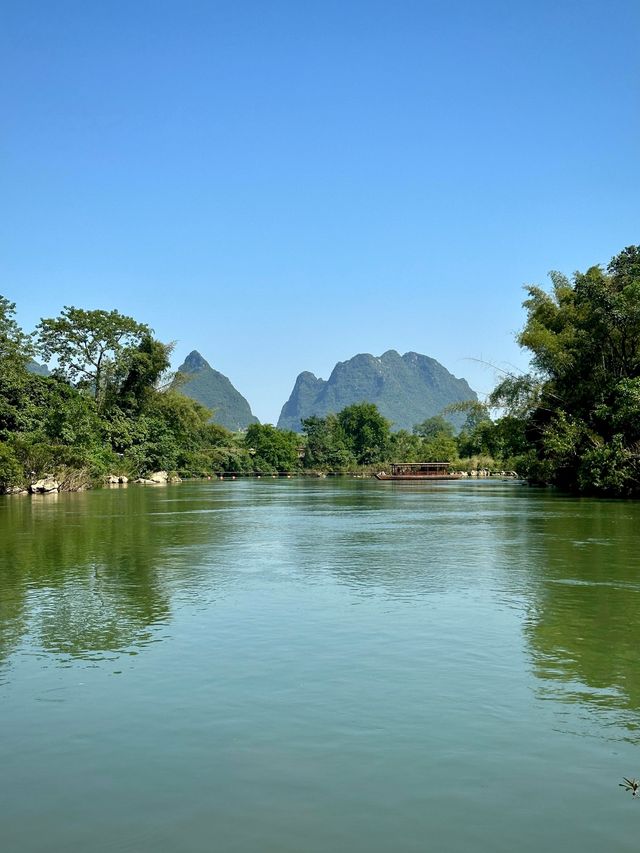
(30, 477, 60, 493)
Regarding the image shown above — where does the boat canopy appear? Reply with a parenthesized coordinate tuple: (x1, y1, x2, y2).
(389, 462, 451, 475)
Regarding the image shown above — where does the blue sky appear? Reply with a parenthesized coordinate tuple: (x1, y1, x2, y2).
(2, 0, 638, 423)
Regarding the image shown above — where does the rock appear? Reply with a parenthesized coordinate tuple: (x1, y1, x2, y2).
(6, 486, 28, 494)
(30, 477, 60, 494)
(106, 474, 130, 485)
(134, 478, 157, 484)
(148, 471, 169, 483)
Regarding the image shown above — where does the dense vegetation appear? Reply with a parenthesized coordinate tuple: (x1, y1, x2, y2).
(0, 292, 518, 492)
(1, 243, 638, 495)
(0, 299, 251, 490)
(491, 244, 640, 495)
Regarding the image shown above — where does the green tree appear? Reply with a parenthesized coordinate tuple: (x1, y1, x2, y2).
(389, 429, 422, 462)
(244, 424, 302, 473)
(35, 307, 149, 408)
(421, 433, 458, 462)
(493, 245, 640, 493)
(413, 415, 454, 439)
(337, 402, 390, 465)
(301, 414, 355, 470)
(114, 335, 173, 412)
(0, 296, 32, 366)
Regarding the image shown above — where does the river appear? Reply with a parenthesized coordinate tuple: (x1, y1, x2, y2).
(1, 479, 639, 852)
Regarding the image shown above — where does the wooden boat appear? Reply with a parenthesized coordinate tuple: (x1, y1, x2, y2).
(374, 462, 462, 481)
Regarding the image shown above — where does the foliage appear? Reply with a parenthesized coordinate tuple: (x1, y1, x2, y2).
(0, 298, 258, 490)
(115, 336, 173, 413)
(421, 433, 458, 462)
(301, 415, 355, 470)
(389, 430, 422, 463)
(0, 297, 33, 366)
(337, 402, 391, 465)
(413, 415, 454, 439)
(0, 443, 23, 490)
(492, 245, 640, 494)
(5, 247, 640, 497)
(244, 424, 302, 473)
(34, 306, 149, 408)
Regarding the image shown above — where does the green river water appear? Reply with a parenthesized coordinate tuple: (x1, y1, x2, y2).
(1, 479, 640, 852)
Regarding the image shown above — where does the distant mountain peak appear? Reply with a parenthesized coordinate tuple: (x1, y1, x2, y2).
(277, 350, 476, 432)
(174, 351, 258, 432)
(181, 350, 211, 373)
(26, 359, 50, 377)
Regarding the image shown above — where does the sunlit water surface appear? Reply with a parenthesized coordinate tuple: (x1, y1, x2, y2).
(2, 479, 640, 852)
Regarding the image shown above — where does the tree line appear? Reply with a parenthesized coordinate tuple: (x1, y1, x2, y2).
(1, 242, 639, 495)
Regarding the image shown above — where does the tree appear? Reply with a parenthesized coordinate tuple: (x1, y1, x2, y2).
(413, 415, 454, 439)
(34, 307, 149, 407)
(0, 296, 32, 366)
(301, 414, 355, 470)
(389, 429, 422, 462)
(337, 402, 390, 465)
(115, 335, 173, 412)
(0, 297, 42, 440)
(244, 424, 302, 473)
(421, 434, 458, 462)
(492, 245, 640, 493)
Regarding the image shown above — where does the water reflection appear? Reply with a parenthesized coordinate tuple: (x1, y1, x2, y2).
(506, 494, 640, 740)
(0, 486, 237, 666)
(3, 479, 640, 745)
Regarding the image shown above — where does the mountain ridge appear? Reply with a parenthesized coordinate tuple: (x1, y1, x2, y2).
(277, 350, 476, 432)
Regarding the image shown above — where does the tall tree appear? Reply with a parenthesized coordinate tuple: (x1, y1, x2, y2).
(116, 335, 173, 412)
(301, 414, 355, 470)
(413, 415, 454, 439)
(244, 424, 302, 473)
(492, 245, 640, 493)
(337, 402, 390, 465)
(34, 307, 149, 407)
(0, 296, 32, 366)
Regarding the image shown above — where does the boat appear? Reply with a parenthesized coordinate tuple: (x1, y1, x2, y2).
(374, 462, 462, 481)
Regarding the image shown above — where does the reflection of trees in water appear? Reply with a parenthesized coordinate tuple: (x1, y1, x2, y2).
(513, 496, 640, 737)
(0, 486, 235, 665)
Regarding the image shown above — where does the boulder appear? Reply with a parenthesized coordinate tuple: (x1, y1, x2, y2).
(107, 474, 129, 485)
(30, 476, 60, 494)
(168, 475, 182, 483)
(148, 471, 168, 483)
(134, 478, 157, 484)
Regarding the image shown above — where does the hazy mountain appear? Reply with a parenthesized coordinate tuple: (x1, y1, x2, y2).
(175, 350, 258, 431)
(277, 350, 476, 432)
(26, 359, 50, 377)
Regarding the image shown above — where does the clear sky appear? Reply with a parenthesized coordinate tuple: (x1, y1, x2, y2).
(2, 0, 638, 423)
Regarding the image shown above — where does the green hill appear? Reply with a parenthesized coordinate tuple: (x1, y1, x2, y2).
(277, 350, 476, 432)
(175, 350, 258, 431)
